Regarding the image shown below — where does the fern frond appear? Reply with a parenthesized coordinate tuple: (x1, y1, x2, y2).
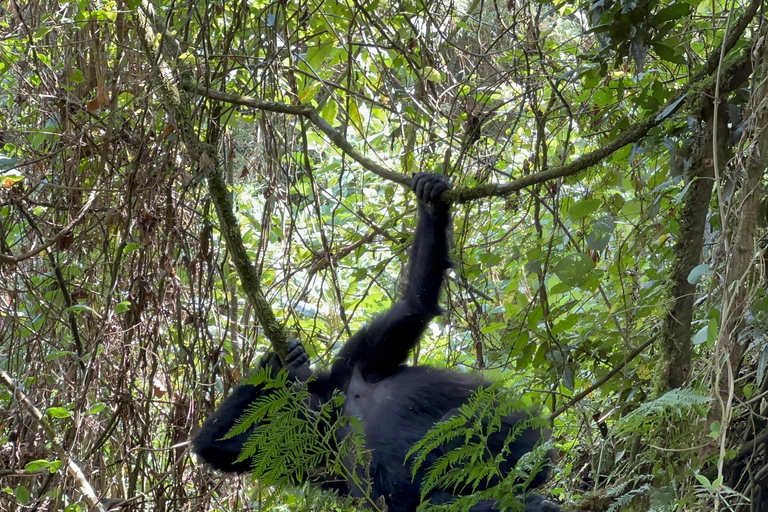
(614, 388, 711, 436)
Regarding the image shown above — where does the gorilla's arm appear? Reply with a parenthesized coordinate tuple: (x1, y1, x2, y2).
(192, 383, 261, 473)
(194, 173, 453, 471)
(404, 173, 453, 313)
(192, 339, 311, 472)
(327, 173, 453, 384)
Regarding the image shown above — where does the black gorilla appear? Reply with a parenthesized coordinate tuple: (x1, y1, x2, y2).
(193, 173, 560, 512)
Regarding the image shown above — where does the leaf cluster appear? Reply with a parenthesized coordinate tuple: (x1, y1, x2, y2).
(408, 385, 553, 512)
(225, 368, 367, 490)
(613, 388, 711, 437)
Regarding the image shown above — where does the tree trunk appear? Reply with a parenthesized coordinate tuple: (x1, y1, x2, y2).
(654, 109, 727, 393)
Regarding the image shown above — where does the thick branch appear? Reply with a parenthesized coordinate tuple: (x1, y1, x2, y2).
(182, 0, 759, 203)
(134, 4, 290, 358)
(206, 162, 290, 357)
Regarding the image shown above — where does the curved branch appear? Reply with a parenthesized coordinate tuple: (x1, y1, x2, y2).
(182, 0, 759, 203)
(181, 84, 407, 186)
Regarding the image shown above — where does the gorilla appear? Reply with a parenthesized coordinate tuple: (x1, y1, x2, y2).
(193, 173, 560, 512)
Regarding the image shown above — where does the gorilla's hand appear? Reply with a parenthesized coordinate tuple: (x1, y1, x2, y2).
(285, 339, 312, 381)
(412, 173, 451, 214)
(259, 339, 311, 382)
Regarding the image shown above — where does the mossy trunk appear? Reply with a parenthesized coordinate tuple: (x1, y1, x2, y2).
(654, 109, 727, 393)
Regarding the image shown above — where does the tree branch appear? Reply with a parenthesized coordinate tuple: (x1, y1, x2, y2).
(549, 335, 658, 420)
(0, 189, 97, 264)
(182, 0, 759, 204)
(134, 3, 290, 358)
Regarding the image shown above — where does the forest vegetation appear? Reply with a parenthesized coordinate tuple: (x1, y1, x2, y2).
(0, 0, 767, 510)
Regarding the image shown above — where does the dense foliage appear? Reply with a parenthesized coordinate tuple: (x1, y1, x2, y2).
(0, 0, 766, 510)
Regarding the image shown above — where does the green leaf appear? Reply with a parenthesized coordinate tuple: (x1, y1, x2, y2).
(586, 215, 615, 252)
(305, 40, 336, 70)
(687, 263, 709, 284)
(348, 100, 363, 130)
(114, 301, 131, 314)
(64, 304, 94, 315)
(593, 89, 611, 108)
(24, 460, 50, 472)
(320, 100, 338, 126)
(46, 407, 72, 419)
(552, 313, 580, 335)
(45, 350, 75, 362)
(24, 460, 60, 473)
(553, 253, 594, 288)
(563, 366, 575, 391)
(29, 122, 59, 149)
(117, 92, 135, 107)
(695, 473, 711, 488)
(478, 252, 501, 266)
(567, 198, 601, 221)
(692, 325, 708, 345)
(706, 316, 719, 346)
(86, 402, 106, 415)
(480, 322, 506, 334)
(654, 3, 692, 23)
(298, 81, 322, 103)
(652, 42, 687, 65)
(656, 94, 686, 121)
(15, 485, 30, 504)
(34, 27, 53, 40)
(423, 66, 444, 82)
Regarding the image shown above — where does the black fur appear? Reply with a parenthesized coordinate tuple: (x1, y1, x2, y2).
(193, 173, 560, 512)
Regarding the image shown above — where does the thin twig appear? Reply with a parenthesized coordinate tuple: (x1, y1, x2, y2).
(0, 370, 107, 512)
(0, 189, 98, 264)
(549, 335, 658, 420)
